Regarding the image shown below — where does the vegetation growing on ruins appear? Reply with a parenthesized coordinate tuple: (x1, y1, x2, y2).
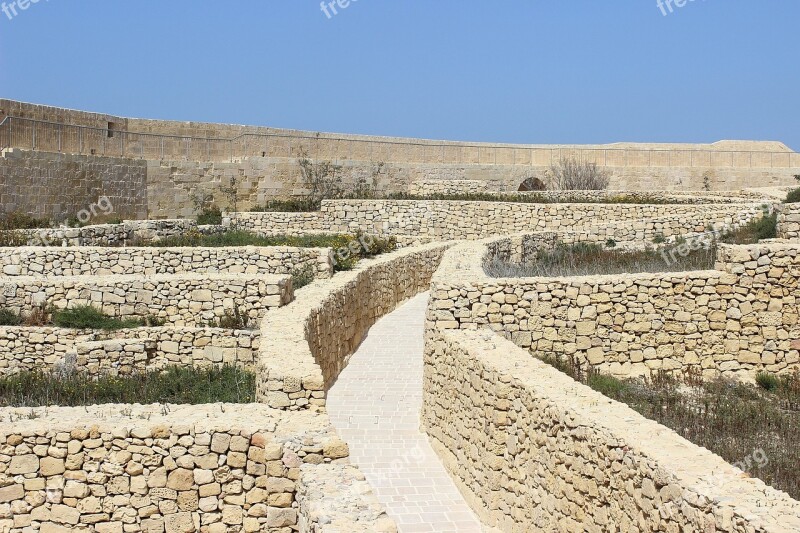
(52, 306, 152, 331)
(786, 188, 800, 204)
(543, 357, 800, 499)
(547, 156, 611, 190)
(0, 365, 255, 407)
(484, 243, 716, 278)
(720, 212, 777, 243)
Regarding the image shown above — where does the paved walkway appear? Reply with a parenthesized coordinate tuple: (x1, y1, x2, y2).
(327, 292, 485, 533)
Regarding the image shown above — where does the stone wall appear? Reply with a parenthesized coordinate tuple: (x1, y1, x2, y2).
(0, 326, 260, 377)
(777, 202, 800, 240)
(256, 242, 452, 410)
(0, 274, 292, 327)
(0, 404, 358, 533)
(296, 464, 397, 532)
(226, 200, 769, 244)
(0, 149, 147, 221)
(408, 179, 488, 195)
(14, 219, 200, 248)
(0, 246, 333, 279)
(422, 329, 800, 532)
(2, 100, 799, 219)
(429, 237, 800, 380)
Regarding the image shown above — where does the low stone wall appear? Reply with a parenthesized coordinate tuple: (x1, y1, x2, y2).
(226, 212, 324, 236)
(0, 404, 363, 533)
(0, 327, 96, 375)
(777, 202, 800, 240)
(0, 273, 292, 327)
(0, 246, 333, 279)
(256, 242, 452, 410)
(429, 237, 800, 380)
(422, 329, 800, 532)
(0, 326, 260, 377)
(408, 179, 488, 195)
(228, 200, 767, 244)
(296, 464, 397, 532)
(16, 219, 197, 247)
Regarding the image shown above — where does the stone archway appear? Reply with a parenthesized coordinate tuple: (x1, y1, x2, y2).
(518, 177, 547, 191)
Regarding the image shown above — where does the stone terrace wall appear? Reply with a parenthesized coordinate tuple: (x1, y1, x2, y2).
(777, 202, 800, 240)
(0, 404, 359, 533)
(408, 179, 488, 195)
(228, 200, 767, 244)
(320, 200, 767, 241)
(256, 242, 452, 410)
(422, 329, 800, 532)
(0, 326, 260, 377)
(0, 274, 292, 327)
(0, 149, 147, 222)
(15, 219, 199, 248)
(0, 246, 333, 279)
(429, 237, 800, 380)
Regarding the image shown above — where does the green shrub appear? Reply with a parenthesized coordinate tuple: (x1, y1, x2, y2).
(0, 365, 255, 407)
(0, 309, 21, 326)
(721, 212, 777, 244)
(0, 212, 51, 231)
(196, 206, 223, 225)
(210, 308, 252, 330)
(786, 188, 800, 204)
(251, 199, 320, 212)
(290, 265, 316, 290)
(52, 306, 142, 331)
(652, 234, 666, 244)
(756, 372, 780, 391)
(587, 372, 629, 397)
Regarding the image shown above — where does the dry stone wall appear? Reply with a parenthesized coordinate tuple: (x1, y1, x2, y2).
(429, 237, 800, 380)
(777, 202, 800, 240)
(0, 326, 260, 377)
(422, 329, 800, 532)
(0, 404, 358, 533)
(15, 220, 200, 248)
(0, 246, 333, 279)
(408, 179, 488, 195)
(228, 200, 768, 244)
(0, 274, 292, 327)
(256, 242, 452, 410)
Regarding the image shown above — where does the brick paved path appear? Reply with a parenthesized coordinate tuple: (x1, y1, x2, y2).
(327, 292, 486, 533)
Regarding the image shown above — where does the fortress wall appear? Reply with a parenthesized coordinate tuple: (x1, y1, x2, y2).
(0, 149, 147, 221)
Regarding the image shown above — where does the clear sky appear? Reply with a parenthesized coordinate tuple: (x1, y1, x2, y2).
(1, 1, 798, 150)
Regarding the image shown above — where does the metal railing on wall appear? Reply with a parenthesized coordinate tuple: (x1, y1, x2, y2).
(0, 115, 795, 169)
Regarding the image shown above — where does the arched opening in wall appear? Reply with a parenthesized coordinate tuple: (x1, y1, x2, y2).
(518, 177, 547, 191)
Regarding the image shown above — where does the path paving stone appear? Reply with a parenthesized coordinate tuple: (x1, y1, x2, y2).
(327, 292, 487, 533)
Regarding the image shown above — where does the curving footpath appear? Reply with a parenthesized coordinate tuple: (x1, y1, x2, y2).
(327, 292, 487, 533)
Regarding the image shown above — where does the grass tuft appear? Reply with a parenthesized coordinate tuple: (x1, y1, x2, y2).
(52, 306, 144, 331)
(0, 366, 255, 407)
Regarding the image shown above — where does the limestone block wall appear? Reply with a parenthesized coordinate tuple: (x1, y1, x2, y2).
(0, 149, 147, 221)
(0, 326, 260, 377)
(0, 274, 292, 327)
(777, 202, 800, 240)
(256, 242, 452, 410)
(422, 329, 800, 532)
(429, 237, 800, 380)
(0, 246, 333, 279)
(0, 404, 359, 533)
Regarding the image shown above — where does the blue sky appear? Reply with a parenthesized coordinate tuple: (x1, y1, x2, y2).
(1, 1, 798, 150)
